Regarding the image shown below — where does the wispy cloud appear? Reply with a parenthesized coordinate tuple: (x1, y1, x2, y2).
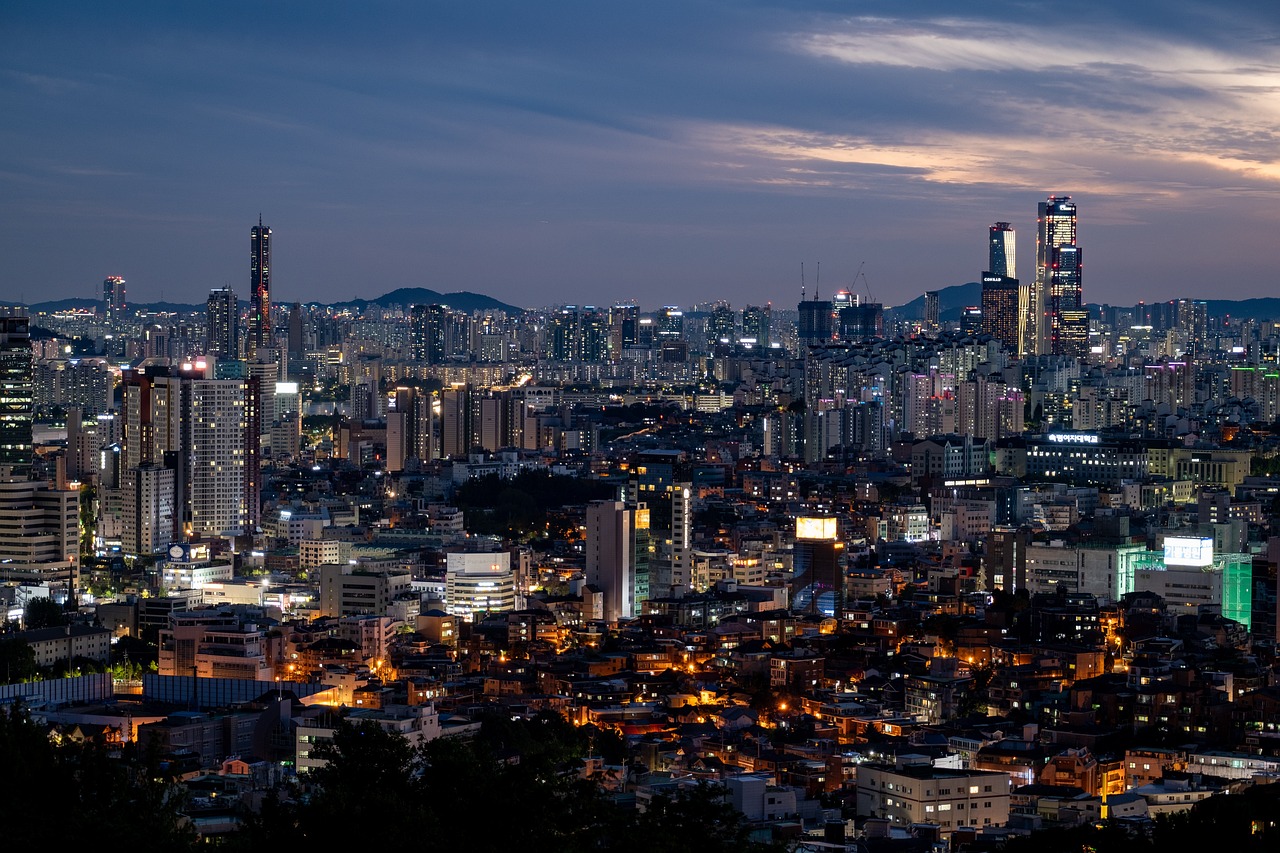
(683, 16, 1280, 193)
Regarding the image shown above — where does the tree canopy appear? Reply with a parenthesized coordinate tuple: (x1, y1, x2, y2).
(240, 711, 783, 853)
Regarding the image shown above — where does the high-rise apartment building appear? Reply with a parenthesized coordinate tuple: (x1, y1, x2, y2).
(708, 304, 736, 350)
(387, 384, 435, 471)
(584, 500, 649, 622)
(206, 287, 240, 358)
(103, 276, 126, 326)
(923, 291, 940, 334)
(607, 304, 639, 359)
(287, 302, 304, 355)
(439, 385, 470, 459)
(409, 304, 447, 363)
(248, 218, 272, 357)
(121, 364, 252, 542)
(0, 314, 33, 473)
(741, 304, 771, 349)
(586, 500, 635, 624)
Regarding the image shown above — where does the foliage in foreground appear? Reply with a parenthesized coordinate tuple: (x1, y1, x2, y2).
(238, 711, 784, 853)
(0, 704, 198, 852)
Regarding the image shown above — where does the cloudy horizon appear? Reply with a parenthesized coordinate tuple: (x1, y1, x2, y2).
(2, 1, 1277, 310)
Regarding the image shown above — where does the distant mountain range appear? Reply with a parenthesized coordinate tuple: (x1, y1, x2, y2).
(891, 283, 1280, 323)
(324, 287, 522, 314)
(9, 287, 524, 316)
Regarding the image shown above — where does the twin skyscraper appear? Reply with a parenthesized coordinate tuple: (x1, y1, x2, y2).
(981, 196, 1085, 358)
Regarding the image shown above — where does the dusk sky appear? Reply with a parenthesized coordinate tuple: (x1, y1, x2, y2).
(2, 1, 1278, 310)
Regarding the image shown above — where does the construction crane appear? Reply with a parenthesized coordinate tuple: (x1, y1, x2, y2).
(850, 261, 874, 304)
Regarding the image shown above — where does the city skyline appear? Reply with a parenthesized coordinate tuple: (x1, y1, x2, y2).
(2, 2, 1279, 308)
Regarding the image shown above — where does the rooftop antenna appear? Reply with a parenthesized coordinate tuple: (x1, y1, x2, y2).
(800, 263, 806, 303)
(815, 261, 821, 300)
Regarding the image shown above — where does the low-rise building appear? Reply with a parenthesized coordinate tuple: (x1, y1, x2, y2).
(856, 755, 1012, 836)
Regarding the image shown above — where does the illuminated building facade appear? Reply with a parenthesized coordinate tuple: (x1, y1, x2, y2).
(206, 287, 239, 358)
(103, 275, 126, 326)
(1038, 197, 1085, 357)
(248, 217, 271, 357)
(989, 221, 1015, 277)
(0, 314, 33, 472)
(981, 274, 1020, 352)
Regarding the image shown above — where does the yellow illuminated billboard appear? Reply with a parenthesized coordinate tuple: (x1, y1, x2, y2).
(796, 517, 838, 540)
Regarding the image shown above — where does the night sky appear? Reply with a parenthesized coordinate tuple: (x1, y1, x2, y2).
(2, 1, 1278, 309)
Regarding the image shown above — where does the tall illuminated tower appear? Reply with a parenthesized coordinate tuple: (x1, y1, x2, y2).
(983, 222, 1020, 352)
(206, 287, 239, 358)
(248, 217, 271, 357)
(103, 276, 126, 326)
(989, 222, 1015, 278)
(1037, 197, 1084, 357)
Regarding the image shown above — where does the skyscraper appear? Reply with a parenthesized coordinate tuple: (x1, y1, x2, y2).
(607, 304, 639, 360)
(1037, 197, 1083, 357)
(0, 313, 33, 473)
(981, 274, 1020, 352)
(989, 222, 1015, 278)
(923, 291, 940, 334)
(798, 298, 834, 346)
(982, 223, 1020, 352)
(121, 363, 252, 543)
(287, 302, 304, 355)
(206, 287, 239, 358)
(248, 217, 272, 357)
(741, 304, 771, 349)
(410, 304, 447, 363)
(586, 500, 635, 623)
(103, 276, 126, 326)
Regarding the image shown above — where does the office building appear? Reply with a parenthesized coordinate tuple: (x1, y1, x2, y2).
(445, 551, 516, 622)
(248, 217, 272, 357)
(791, 517, 843, 616)
(0, 314, 33, 472)
(989, 222, 1015, 278)
(1036, 197, 1083, 357)
(0, 467, 78, 585)
(856, 757, 1011, 836)
(206, 287, 239, 358)
(318, 563, 413, 619)
(981, 274, 1020, 352)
